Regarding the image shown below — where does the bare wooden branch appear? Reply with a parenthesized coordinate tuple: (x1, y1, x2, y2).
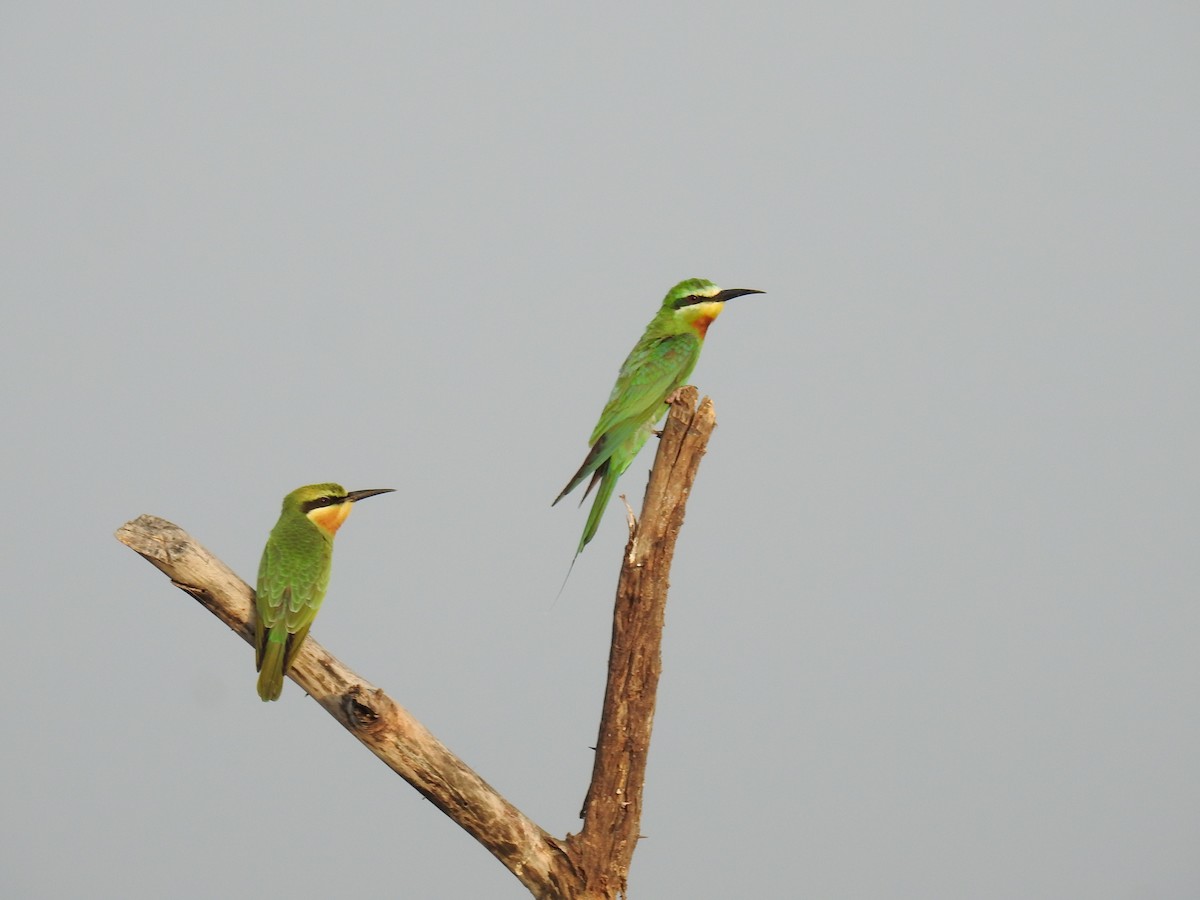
(115, 387, 716, 900)
(116, 517, 577, 899)
(565, 386, 714, 897)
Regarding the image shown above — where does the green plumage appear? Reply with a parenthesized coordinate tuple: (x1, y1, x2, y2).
(553, 278, 762, 554)
(254, 483, 393, 701)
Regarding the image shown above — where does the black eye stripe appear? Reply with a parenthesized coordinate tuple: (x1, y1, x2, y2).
(302, 496, 343, 513)
(673, 294, 706, 309)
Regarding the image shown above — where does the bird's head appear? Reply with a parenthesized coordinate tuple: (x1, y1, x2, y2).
(660, 278, 764, 338)
(282, 483, 395, 535)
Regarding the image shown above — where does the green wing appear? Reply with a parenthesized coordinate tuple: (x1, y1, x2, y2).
(555, 332, 701, 504)
(254, 532, 331, 668)
(589, 332, 701, 443)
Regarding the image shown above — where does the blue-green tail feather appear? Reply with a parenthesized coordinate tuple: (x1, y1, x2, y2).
(256, 628, 287, 702)
(578, 461, 619, 553)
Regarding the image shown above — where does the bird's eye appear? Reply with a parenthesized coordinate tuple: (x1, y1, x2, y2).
(674, 294, 701, 309)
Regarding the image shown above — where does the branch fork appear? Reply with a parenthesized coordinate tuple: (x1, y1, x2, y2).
(116, 387, 716, 900)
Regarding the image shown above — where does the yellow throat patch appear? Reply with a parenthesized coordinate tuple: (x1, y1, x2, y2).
(307, 501, 353, 535)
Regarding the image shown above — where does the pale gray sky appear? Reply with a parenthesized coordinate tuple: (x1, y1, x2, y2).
(3, 4, 1198, 898)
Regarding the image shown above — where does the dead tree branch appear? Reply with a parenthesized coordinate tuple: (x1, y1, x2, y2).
(564, 386, 715, 897)
(116, 387, 715, 900)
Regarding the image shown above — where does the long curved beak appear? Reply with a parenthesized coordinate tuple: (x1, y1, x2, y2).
(713, 288, 764, 303)
(346, 488, 396, 503)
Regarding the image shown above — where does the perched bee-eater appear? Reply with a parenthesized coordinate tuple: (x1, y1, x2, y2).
(553, 278, 763, 554)
(255, 483, 394, 701)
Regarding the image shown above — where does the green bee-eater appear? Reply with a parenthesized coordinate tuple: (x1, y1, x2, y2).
(553, 278, 763, 554)
(255, 483, 394, 701)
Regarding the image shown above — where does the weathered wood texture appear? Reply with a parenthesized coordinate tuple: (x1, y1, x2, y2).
(565, 386, 716, 897)
(116, 388, 715, 900)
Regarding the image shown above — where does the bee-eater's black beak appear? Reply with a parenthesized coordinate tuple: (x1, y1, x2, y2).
(713, 288, 764, 303)
(346, 488, 396, 503)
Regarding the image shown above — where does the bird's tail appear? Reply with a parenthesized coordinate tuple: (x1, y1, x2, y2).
(553, 434, 611, 506)
(578, 464, 620, 554)
(256, 630, 287, 702)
